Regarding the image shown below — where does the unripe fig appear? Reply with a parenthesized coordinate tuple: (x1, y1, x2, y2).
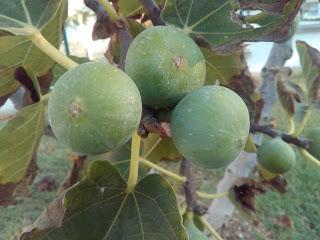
(257, 138, 295, 174)
(304, 128, 320, 159)
(125, 26, 206, 108)
(48, 62, 142, 155)
(171, 85, 250, 169)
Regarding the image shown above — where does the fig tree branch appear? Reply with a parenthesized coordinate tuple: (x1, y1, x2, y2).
(140, 0, 165, 26)
(250, 123, 312, 149)
(180, 159, 206, 215)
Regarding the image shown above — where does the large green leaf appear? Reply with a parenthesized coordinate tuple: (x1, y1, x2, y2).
(201, 47, 243, 85)
(0, 0, 64, 35)
(0, 101, 45, 184)
(0, 0, 67, 97)
(161, 0, 302, 49)
(20, 161, 188, 240)
(296, 41, 320, 104)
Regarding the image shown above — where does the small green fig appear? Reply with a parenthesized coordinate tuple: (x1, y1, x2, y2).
(257, 138, 295, 174)
(125, 26, 206, 108)
(48, 62, 142, 155)
(171, 85, 250, 169)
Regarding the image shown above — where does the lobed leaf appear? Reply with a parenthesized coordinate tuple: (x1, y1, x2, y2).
(0, 0, 64, 35)
(0, 0, 67, 98)
(161, 0, 303, 51)
(20, 160, 188, 240)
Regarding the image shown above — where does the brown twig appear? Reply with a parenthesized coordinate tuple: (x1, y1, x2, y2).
(250, 123, 312, 149)
(180, 159, 206, 215)
(140, 0, 165, 26)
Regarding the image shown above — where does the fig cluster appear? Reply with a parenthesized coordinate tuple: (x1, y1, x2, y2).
(48, 26, 251, 169)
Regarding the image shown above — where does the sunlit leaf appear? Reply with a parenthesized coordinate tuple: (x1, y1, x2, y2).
(0, 0, 67, 97)
(161, 0, 302, 50)
(21, 160, 188, 240)
(0, 0, 65, 35)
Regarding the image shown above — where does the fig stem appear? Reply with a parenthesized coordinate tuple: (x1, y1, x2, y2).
(139, 157, 187, 182)
(28, 31, 78, 70)
(127, 131, 141, 192)
(41, 93, 50, 104)
(287, 116, 295, 135)
(199, 216, 223, 240)
(300, 149, 320, 167)
(196, 191, 228, 200)
(140, 157, 228, 198)
(98, 0, 121, 23)
(293, 107, 313, 137)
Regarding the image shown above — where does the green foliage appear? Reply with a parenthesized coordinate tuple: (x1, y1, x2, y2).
(161, 0, 302, 49)
(171, 85, 250, 169)
(21, 161, 188, 240)
(48, 62, 142, 155)
(0, 0, 67, 97)
(125, 26, 206, 108)
(0, 101, 45, 184)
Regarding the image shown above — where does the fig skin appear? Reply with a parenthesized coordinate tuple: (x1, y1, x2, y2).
(304, 128, 320, 159)
(257, 137, 296, 174)
(171, 85, 250, 169)
(125, 26, 206, 108)
(48, 62, 142, 155)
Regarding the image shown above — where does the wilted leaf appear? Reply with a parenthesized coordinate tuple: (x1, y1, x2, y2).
(0, 101, 45, 184)
(0, 0, 67, 97)
(231, 178, 267, 214)
(262, 175, 287, 194)
(296, 41, 320, 104)
(0, 0, 64, 35)
(142, 133, 181, 163)
(185, 218, 208, 240)
(161, 0, 302, 51)
(274, 214, 293, 229)
(201, 47, 244, 85)
(21, 160, 188, 240)
(276, 68, 301, 116)
(227, 60, 263, 122)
